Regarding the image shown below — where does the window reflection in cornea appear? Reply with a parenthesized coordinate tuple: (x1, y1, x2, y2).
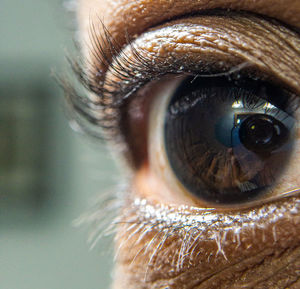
(68, 1, 300, 288)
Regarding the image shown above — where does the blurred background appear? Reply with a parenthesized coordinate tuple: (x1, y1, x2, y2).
(0, 0, 115, 288)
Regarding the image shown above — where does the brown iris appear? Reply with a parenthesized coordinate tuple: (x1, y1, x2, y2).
(164, 76, 296, 204)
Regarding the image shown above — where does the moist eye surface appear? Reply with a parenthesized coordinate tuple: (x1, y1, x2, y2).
(164, 76, 297, 204)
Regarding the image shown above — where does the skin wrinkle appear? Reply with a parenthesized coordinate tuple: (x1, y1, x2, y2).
(78, 0, 300, 56)
(198, 247, 300, 288)
(112, 16, 300, 91)
(77, 1, 300, 288)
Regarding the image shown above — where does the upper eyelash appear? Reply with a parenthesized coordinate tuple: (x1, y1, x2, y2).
(61, 21, 169, 141)
(62, 19, 261, 142)
(62, 13, 300, 144)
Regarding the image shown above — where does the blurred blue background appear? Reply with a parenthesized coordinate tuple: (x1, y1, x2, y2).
(0, 0, 114, 288)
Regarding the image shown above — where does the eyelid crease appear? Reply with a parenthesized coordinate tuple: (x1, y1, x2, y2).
(79, 0, 300, 65)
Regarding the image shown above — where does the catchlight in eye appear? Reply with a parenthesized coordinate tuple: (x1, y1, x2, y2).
(151, 75, 298, 205)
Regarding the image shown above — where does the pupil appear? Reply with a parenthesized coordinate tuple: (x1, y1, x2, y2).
(239, 114, 288, 153)
(249, 118, 273, 144)
(164, 76, 296, 204)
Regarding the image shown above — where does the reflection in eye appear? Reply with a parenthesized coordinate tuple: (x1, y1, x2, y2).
(155, 75, 298, 205)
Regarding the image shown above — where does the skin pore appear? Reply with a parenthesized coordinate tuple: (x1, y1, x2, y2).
(77, 1, 300, 288)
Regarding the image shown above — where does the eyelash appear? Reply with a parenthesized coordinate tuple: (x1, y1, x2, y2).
(63, 24, 171, 140)
(63, 20, 287, 144)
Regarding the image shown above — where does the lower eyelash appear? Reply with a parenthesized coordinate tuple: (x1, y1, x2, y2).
(73, 185, 126, 249)
(116, 196, 300, 273)
(76, 184, 300, 275)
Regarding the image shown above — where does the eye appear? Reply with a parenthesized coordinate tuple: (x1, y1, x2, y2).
(69, 13, 300, 209)
(149, 74, 299, 206)
(69, 7, 300, 288)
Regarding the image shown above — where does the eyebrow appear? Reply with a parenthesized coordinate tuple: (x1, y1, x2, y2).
(79, 0, 300, 54)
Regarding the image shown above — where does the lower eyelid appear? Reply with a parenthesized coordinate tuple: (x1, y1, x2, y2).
(115, 191, 300, 286)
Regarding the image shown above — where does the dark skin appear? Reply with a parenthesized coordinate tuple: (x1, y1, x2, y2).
(78, 1, 300, 288)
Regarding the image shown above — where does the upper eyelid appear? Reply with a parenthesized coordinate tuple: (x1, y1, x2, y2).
(67, 12, 300, 145)
(86, 11, 300, 90)
(83, 8, 300, 80)
(88, 13, 300, 96)
(78, 0, 300, 64)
